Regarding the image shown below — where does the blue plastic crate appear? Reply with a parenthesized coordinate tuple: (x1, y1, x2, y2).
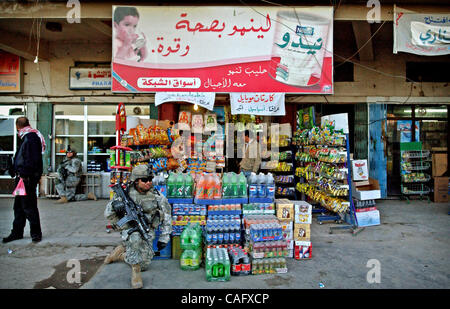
(248, 197, 274, 203)
(168, 198, 194, 204)
(194, 198, 248, 205)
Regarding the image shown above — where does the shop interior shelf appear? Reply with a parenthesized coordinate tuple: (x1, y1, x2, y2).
(401, 161, 431, 171)
(401, 150, 430, 159)
(401, 184, 431, 195)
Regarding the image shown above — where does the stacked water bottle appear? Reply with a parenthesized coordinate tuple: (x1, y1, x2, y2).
(205, 247, 231, 281)
(205, 215, 241, 246)
(243, 215, 289, 275)
(248, 172, 275, 201)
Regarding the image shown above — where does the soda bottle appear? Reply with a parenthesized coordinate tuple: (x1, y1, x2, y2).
(223, 248, 231, 281)
(266, 172, 275, 199)
(249, 172, 257, 198)
(180, 223, 192, 250)
(231, 172, 238, 197)
(184, 173, 193, 197)
(222, 173, 230, 198)
(213, 173, 222, 199)
(167, 172, 175, 198)
(206, 248, 213, 281)
(198, 174, 207, 199)
(176, 173, 185, 198)
(190, 223, 202, 248)
(204, 174, 213, 199)
(257, 173, 266, 198)
(191, 247, 201, 270)
(212, 224, 218, 245)
(180, 249, 193, 270)
(206, 224, 213, 245)
(223, 222, 230, 244)
(238, 173, 247, 198)
(241, 250, 251, 275)
(230, 250, 241, 276)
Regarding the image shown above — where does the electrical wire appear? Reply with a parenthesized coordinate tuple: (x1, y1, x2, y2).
(334, 20, 387, 69)
(239, 0, 421, 104)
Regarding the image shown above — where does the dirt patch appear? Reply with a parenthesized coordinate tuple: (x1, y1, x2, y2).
(34, 256, 106, 289)
(263, 275, 292, 287)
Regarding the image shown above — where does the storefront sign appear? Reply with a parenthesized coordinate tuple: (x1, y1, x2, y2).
(394, 6, 450, 55)
(229, 93, 285, 116)
(0, 51, 22, 93)
(69, 67, 112, 90)
(155, 92, 215, 111)
(112, 6, 333, 94)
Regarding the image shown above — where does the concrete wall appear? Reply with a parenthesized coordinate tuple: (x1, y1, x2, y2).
(12, 43, 448, 102)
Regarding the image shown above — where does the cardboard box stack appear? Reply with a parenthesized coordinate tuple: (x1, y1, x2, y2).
(275, 199, 294, 258)
(432, 153, 448, 203)
(351, 160, 381, 227)
(293, 201, 312, 260)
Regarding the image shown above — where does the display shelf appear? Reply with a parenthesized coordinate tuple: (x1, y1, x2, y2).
(400, 142, 431, 202)
(248, 197, 274, 203)
(401, 161, 431, 172)
(194, 197, 248, 205)
(293, 129, 357, 229)
(168, 198, 194, 204)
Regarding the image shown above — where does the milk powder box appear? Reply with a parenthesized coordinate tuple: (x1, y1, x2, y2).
(276, 199, 294, 222)
(294, 201, 312, 224)
(294, 223, 311, 241)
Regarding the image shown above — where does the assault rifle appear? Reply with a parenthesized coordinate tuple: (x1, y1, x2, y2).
(111, 183, 159, 254)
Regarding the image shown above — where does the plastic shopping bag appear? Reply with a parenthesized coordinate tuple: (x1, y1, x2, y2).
(12, 178, 27, 196)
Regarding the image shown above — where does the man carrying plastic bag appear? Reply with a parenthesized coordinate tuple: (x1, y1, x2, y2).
(3, 117, 44, 244)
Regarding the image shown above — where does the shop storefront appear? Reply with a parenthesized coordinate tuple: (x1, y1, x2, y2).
(0, 105, 26, 195)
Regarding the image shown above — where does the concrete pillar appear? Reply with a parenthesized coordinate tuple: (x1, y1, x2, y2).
(36, 102, 52, 173)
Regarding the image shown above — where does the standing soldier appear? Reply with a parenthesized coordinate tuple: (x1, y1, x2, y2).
(55, 147, 97, 203)
(103, 164, 172, 289)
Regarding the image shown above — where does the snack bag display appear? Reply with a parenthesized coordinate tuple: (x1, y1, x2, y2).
(178, 111, 191, 130)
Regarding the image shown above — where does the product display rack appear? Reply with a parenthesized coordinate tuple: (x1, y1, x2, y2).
(269, 141, 297, 201)
(294, 130, 358, 232)
(400, 142, 431, 203)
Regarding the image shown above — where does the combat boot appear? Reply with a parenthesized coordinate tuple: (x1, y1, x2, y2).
(131, 264, 143, 289)
(56, 196, 68, 204)
(131, 264, 144, 289)
(88, 192, 97, 201)
(104, 245, 125, 264)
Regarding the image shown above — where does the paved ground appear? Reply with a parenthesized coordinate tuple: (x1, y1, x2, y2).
(0, 197, 449, 290)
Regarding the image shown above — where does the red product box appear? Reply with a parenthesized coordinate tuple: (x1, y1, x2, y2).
(294, 241, 312, 260)
(355, 207, 377, 213)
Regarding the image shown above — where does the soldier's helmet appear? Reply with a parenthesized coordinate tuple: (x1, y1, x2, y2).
(130, 164, 154, 182)
(67, 147, 77, 156)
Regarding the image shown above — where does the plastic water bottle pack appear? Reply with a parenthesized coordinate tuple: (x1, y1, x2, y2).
(205, 247, 231, 281)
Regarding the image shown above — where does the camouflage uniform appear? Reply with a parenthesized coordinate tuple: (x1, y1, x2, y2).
(104, 185, 172, 270)
(55, 157, 89, 201)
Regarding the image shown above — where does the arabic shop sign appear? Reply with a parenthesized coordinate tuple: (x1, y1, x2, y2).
(155, 92, 216, 111)
(112, 6, 333, 94)
(0, 51, 22, 93)
(230, 93, 285, 116)
(69, 67, 112, 90)
(394, 7, 450, 56)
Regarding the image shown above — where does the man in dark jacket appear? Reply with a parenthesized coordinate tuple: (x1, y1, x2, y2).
(3, 117, 44, 244)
